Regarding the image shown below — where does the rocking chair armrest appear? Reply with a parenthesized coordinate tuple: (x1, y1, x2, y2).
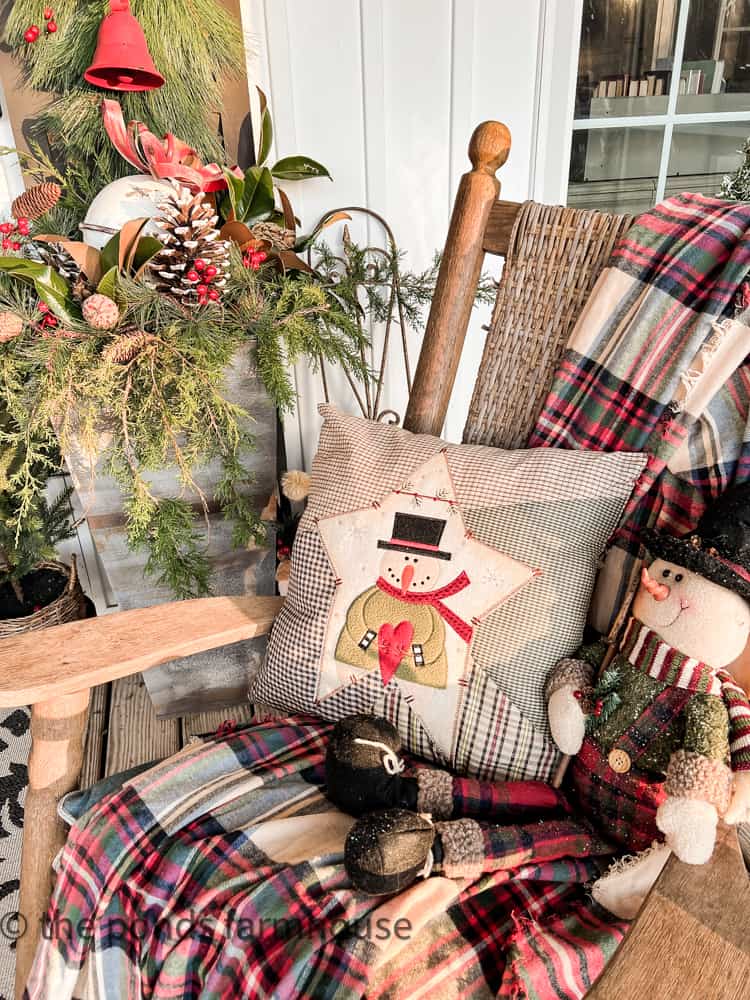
(587, 822, 750, 999)
(0, 595, 284, 706)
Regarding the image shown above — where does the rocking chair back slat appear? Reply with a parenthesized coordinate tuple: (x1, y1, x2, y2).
(403, 122, 632, 448)
(464, 200, 633, 449)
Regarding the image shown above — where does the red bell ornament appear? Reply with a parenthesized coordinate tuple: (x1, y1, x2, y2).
(84, 0, 164, 92)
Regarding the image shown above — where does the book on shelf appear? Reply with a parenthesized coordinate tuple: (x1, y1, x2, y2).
(595, 71, 670, 100)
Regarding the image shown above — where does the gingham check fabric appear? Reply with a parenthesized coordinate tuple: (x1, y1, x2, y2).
(530, 193, 750, 632)
(252, 406, 646, 782)
(25, 718, 627, 1000)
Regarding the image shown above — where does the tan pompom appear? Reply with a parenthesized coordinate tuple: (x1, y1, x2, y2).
(11, 182, 61, 221)
(281, 469, 311, 502)
(82, 293, 120, 331)
(0, 311, 24, 342)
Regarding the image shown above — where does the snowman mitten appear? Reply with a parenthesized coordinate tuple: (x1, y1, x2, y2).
(545, 657, 595, 755)
(344, 808, 613, 895)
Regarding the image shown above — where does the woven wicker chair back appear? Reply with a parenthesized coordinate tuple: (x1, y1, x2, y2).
(463, 200, 633, 449)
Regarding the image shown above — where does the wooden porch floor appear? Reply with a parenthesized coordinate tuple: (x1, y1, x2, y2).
(80, 674, 254, 787)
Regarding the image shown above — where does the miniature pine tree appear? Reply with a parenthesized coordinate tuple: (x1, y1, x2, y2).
(147, 185, 231, 307)
(720, 137, 750, 201)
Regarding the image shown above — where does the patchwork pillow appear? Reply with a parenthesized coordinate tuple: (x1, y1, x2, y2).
(251, 406, 647, 781)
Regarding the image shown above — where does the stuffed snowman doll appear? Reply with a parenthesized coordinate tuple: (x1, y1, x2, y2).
(547, 482, 750, 917)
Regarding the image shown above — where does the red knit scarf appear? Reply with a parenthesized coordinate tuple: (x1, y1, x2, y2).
(376, 572, 473, 643)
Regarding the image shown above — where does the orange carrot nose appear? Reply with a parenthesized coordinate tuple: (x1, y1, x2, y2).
(641, 566, 670, 602)
(400, 563, 415, 594)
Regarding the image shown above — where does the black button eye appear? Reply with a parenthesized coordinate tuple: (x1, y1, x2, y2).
(662, 569, 671, 579)
(675, 573, 683, 582)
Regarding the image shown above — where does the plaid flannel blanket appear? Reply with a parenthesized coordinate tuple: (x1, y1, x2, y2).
(26, 718, 625, 1000)
(530, 193, 750, 630)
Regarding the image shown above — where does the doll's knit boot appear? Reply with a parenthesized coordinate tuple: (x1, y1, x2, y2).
(325, 715, 412, 815)
(344, 808, 486, 894)
(326, 714, 568, 820)
(345, 808, 613, 896)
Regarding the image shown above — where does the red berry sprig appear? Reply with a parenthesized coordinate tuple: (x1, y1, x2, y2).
(0, 217, 29, 251)
(24, 9, 57, 42)
(36, 301, 58, 330)
(186, 257, 222, 306)
(242, 249, 268, 271)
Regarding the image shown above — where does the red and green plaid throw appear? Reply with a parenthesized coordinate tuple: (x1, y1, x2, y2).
(530, 193, 750, 630)
(25, 718, 625, 1000)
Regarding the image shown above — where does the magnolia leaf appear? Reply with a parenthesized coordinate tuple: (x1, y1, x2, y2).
(276, 250, 316, 275)
(258, 91, 273, 166)
(130, 237, 162, 274)
(0, 257, 80, 322)
(219, 220, 255, 248)
(271, 156, 331, 181)
(97, 265, 120, 303)
(222, 168, 245, 221)
(277, 188, 297, 233)
(118, 218, 150, 273)
(100, 232, 121, 275)
(295, 211, 352, 251)
(241, 166, 275, 225)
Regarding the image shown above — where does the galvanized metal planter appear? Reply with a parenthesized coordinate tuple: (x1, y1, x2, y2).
(64, 344, 277, 716)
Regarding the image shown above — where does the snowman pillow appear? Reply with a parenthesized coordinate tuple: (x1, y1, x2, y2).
(251, 405, 647, 782)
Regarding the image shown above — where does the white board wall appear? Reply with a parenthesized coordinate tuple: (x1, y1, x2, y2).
(242, 0, 551, 468)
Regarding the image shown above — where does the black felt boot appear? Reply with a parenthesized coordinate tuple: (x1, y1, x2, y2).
(344, 808, 436, 894)
(325, 715, 419, 816)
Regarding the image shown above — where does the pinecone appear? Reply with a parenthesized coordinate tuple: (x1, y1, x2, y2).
(249, 222, 296, 250)
(11, 182, 61, 221)
(103, 330, 158, 364)
(147, 183, 231, 307)
(25, 240, 96, 302)
(82, 294, 120, 330)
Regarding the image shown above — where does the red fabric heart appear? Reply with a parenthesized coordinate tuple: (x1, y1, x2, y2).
(377, 621, 414, 685)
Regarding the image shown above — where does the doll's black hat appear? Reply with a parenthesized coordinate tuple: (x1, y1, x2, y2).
(377, 512, 452, 561)
(642, 481, 750, 601)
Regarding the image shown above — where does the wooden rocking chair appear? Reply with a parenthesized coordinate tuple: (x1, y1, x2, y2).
(3, 122, 749, 1000)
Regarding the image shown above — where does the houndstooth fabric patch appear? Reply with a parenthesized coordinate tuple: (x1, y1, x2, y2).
(253, 406, 646, 781)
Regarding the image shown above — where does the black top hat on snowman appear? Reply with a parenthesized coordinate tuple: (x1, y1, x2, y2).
(642, 481, 750, 601)
(377, 512, 452, 561)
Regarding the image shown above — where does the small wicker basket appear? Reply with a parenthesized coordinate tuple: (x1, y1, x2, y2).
(0, 555, 85, 639)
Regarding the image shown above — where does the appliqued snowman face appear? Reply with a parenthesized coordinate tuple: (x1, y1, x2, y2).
(379, 550, 444, 594)
(633, 557, 750, 667)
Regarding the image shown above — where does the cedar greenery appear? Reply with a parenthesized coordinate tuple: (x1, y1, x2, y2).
(4, 0, 243, 217)
(0, 238, 445, 598)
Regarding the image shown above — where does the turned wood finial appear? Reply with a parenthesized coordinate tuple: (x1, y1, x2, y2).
(468, 121, 511, 175)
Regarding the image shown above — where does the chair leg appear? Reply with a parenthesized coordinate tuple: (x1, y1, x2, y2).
(15, 689, 90, 1000)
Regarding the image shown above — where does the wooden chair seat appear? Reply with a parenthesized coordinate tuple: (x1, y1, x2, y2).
(2, 120, 749, 999)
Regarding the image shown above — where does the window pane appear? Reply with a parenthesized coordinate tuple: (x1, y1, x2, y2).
(677, 0, 750, 112)
(568, 126, 664, 212)
(666, 120, 748, 195)
(575, 0, 679, 120)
